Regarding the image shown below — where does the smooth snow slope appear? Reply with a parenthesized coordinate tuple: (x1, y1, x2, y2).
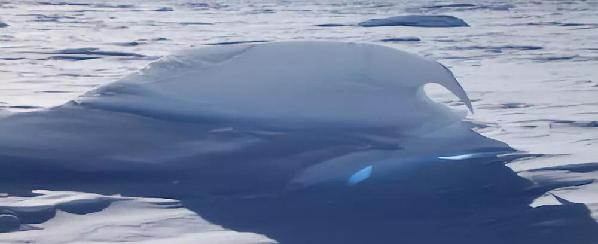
(0, 42, 597, 243)
(79, 42, 473, 125)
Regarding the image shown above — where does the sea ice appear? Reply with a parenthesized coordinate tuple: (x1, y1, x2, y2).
(359, 15, 469, 27)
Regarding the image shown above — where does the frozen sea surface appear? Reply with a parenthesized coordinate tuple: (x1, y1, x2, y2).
(1, 0, 598, 243)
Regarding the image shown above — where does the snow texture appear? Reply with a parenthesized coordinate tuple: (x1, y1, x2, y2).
(0, 191, 275, 243)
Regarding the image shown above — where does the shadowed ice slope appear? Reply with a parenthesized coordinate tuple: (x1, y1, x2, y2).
(0, 42, 597, 243)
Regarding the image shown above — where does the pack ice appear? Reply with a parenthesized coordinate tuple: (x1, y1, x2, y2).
(0, 42, 596, 244)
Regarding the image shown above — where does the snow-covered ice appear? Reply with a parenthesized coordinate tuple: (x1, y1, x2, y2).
(359, 15, 469, 27)
(77, 42, 472, 126)
(1, 41, 597, 243)
(380, 37, 421, 42)
(0, 0, 597, 243)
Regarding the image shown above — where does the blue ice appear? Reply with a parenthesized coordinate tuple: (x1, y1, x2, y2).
(348, 165, 373, 186)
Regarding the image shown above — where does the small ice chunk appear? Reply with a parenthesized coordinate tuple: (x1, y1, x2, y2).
(422, 3, 476, 9)
(315, 23, 350, 27)
(380, 37, 421, 42)
(359, 15, 469, 28)
(155, 7, 173, 11)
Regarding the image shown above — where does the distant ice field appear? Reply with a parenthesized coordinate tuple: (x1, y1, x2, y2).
(0, 0, 597, 243)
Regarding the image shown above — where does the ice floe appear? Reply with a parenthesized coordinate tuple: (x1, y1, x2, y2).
(380, 37, 421, 42)
(359, 15, 469, 27)
(422, 3, 476, 9)
(207, 40, 270, 46)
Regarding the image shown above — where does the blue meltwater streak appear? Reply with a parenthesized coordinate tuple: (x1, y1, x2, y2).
(438, 154, 477, 160)
(348, 165, 373, 186)
(438, 151, 504, 161)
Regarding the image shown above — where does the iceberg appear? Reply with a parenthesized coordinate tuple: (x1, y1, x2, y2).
(359, 15, 469, 28)
(1, 42, 596, 243)
(0, 41, 479, 174)
(77, 41, 473, 125)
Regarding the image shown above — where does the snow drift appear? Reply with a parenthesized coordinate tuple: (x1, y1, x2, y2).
(1, 42, 596, 243)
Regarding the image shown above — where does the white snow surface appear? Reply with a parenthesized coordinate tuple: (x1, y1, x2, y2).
(0, 190, 275, 244)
